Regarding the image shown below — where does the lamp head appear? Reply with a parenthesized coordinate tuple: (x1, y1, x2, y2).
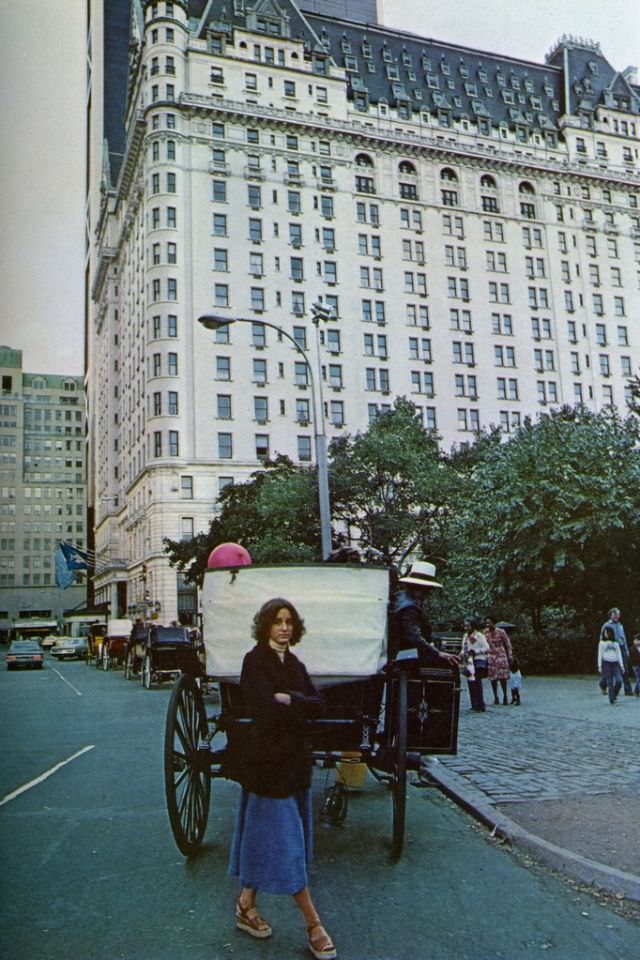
(198, 314, 233, 330)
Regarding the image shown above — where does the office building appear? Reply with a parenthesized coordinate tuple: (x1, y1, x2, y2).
(0, 347, 86, 634)
(86, 0, 640, 621)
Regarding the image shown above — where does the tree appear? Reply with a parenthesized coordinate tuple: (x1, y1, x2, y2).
(450, 406, 640, 639)
(164, 456, 319, 583)
(329, 399, 459, 567)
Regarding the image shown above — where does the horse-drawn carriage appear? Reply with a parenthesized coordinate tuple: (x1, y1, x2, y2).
(138, 625, 201, 689)
(163, 564, 460, 861)
(99, 618, 132, 671)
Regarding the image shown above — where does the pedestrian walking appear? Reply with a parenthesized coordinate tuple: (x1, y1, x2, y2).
(461, 618, 489, 712)
(509, 656, 522, 705)
(485, 616, 512, 705)
(628, 635, 640, 697)
(598, 624, 624, 704)
(598, 608, 632, 696)
(228, 597, 337, 959)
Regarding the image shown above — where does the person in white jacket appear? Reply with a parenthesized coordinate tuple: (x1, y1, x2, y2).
(598, 625, 624, 704)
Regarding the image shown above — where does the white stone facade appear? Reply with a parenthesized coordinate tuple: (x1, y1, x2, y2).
(86, 1, 640, 621)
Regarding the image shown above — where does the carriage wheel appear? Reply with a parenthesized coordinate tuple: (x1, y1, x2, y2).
(101, 643, 110, 671)
(164, 674, 211, 856)
(123, 650, 132, 680)
(390, 670, 408, 860)
(142, 654, 153, 689)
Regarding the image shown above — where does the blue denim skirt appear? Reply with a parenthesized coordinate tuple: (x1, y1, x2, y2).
(228, 788, 313, 894)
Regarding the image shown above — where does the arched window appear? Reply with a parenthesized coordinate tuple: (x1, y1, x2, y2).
(399, 160, 416, 174)
(440, 168, 458, 206)
(480, 174, 499, 212)
(354, 153, 375, 194)
(519, 181, 536, 219)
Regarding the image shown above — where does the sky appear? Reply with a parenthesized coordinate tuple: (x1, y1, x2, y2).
(1, 0, 638, 377)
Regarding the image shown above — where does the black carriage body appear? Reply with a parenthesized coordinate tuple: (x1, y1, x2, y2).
(163, 564, 461, 860)
(144, 626, 200, 686)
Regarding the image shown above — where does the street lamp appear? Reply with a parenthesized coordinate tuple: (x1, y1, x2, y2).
(198, 309, 333, 560)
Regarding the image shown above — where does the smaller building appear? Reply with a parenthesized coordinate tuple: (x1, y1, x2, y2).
(0, 346, 87, 630)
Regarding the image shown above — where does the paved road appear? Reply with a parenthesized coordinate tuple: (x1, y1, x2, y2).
(0, 658, 638, 960)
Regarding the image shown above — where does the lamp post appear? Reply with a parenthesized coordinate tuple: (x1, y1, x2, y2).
(198, 310, 333, 560)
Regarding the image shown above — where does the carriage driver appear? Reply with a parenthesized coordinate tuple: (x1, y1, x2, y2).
(391, 561, 460, 668)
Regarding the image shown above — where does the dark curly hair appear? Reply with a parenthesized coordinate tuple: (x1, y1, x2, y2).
(251, 597, 306, 646)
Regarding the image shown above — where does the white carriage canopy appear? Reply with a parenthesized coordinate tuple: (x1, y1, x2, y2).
(201, 565, 390, 682)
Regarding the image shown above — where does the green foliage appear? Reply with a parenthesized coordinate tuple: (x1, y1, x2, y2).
(330, 398, 458, 566)
(449, 406, 640, 638)
(164, 455, 319, 583)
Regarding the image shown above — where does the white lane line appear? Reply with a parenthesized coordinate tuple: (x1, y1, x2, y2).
(0, 745, 95, 807)
(49, 665, 83, 697)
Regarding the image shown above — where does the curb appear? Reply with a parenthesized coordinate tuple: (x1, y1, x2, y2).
(423, 759, 640, 903)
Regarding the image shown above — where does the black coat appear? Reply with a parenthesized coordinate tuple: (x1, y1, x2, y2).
(235, 643, 324, 799)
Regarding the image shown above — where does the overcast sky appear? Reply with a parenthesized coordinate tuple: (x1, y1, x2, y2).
(1, 0, 638, 377)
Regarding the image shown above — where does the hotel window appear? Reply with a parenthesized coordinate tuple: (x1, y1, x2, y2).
(599, 355, 610, 377)
(253, 358, 267, 385)
(491, 313, 513, 335)
(216, 394, 232, 419)
(168, 391, 178, 415)
(167, 278, 177, 300)
(216, 356, 231, 380)
(592, 294, 604, 316)
(443, 214, 464, 239)
(614, 296, 625, 317)
(251, 322, 266, 348)
(297, 436, 312, 462)
(213, 213, 227, 236)
(326, 364, 342, 389)
(254, 397, 269, 424)
(214, 284, 229, 307)
(214, 248, 228, 271)
(329, 400, 344, 427)
(289, 223, 303, 247)
(167, 242, 177, 264)
(248, 218, 262, 242)
(320, 195, 334, 218)
(617, 326, 629, 347)
(611, 266, 622, 287)
(168, 353, 178, 375)
(595, 324, 607, 347)
(294, 362, 309, 386)
(153, 431, 162, 457)
(167, 172, 176, 193)
(248, 184, 262, 208)
(296, 398, 310, 424)
(487, 251, 508, 272)
(450, 309, 472, 333)
(212, 179, 226, 202)
(489, 282, 510, 303)
(218, 433, 232, 458)
(482, 220, 504, 242)
(621, 356, 632, 376)
(292, 291, 305, 316)
(288, 191, 301, 214)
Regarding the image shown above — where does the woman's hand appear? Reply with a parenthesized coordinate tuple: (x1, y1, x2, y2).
(273, 692, 292, 706)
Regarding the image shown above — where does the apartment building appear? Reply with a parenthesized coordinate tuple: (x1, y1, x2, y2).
(0, 347, 86, 632)
(86, 0, 640, 620)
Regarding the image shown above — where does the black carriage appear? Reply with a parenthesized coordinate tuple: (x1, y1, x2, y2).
(163, 564, 460, 861)
(140, 625, 201, 689)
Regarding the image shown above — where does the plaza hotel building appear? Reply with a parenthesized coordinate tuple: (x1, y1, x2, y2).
(86, 0, 640, 621)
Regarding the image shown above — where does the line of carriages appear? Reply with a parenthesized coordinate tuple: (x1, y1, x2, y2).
(86, 618, 204, 690)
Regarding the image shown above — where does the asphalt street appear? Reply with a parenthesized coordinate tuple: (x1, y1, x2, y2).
(0, 657, 638, 960)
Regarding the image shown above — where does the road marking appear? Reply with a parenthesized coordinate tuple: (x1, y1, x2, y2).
(0, 745, 95, 807)
(49, 665, 83, 696)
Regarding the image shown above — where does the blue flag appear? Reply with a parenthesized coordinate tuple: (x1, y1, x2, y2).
(55, 544, 76, 589)
(59, 541, 91, 570)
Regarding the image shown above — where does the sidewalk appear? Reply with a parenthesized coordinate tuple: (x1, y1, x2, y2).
(423, 675, 640, 901)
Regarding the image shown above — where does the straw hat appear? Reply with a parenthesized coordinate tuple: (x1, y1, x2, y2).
(397, 560, 442, 589)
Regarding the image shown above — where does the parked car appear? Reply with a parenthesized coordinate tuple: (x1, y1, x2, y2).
(6, 641, 44, 670)
(51, 637, 88, 661)
(40, 634, 59, 650)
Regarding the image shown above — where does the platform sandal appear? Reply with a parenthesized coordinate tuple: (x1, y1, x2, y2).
(235, 899, 272, 939)
(307, 921, 337, 959)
